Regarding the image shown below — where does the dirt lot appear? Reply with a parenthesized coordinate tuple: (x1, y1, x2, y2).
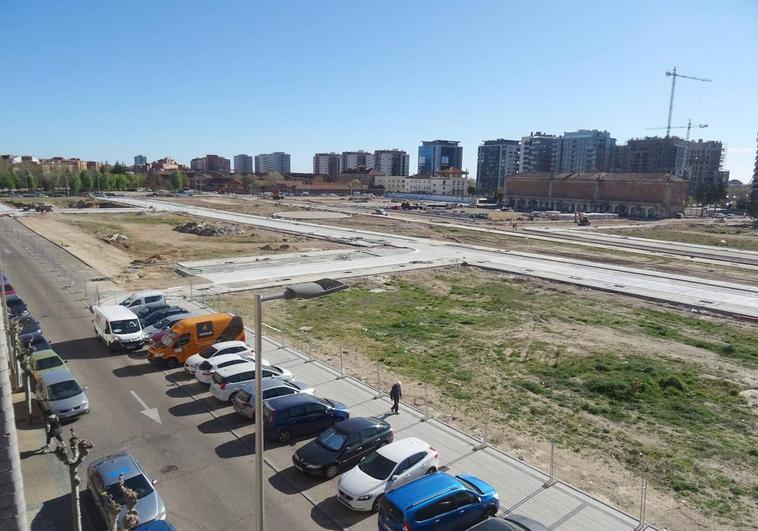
(209, 267, 758, 531)
(161, 195, 308, 217)
(604, 219, 758, 252)
(18, 212, 349, 288)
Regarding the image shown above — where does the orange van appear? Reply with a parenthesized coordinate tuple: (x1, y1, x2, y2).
(147, 313, 244, 369)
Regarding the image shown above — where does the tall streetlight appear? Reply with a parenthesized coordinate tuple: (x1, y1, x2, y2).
(253, 278, 348, 531)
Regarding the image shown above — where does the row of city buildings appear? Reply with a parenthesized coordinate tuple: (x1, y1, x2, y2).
(134, 152, 292, 175)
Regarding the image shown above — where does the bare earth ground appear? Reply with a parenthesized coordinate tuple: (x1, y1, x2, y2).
(163, 196, 758, 284)
(210, 268, 758, 531)
(18, 212, 349, 288)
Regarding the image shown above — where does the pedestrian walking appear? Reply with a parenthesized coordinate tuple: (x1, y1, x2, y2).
(43, 414, 63, 453)
(390, 381, 402, 414)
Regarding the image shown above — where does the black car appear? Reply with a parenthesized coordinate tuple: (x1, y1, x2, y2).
(29, 335, 51, 352)
(136, 304, 169, 320)
(293, 417, 393, 479)
(6, 298, 29, 318)
(12, 314, 43, 344)
(139, 306, 187, 328)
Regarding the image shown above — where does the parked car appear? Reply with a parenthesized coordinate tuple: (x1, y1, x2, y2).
(6, 297, 28, 318)
(12, 314, 43, 344)
(293, 417, 393, 479)
(148, 313, 244, 369)
(378, 473, 499, 531)
(139, 306, 188, 328)
(232, 378, 315, 419)
(337, 437, 439, 512)
(136, 303, 170, 320)
(132, 521, 177, 531)
(87, 452, 166, 529)
(466, 516, 549, 531)
(118, 290, 166, 315)
(262, 393, 349, 443)
(209, 362, 293, 402)
(141, 312, 195, 339)
(184, 340, 260, 375)
(29, 335, 51, 352)
(92, 305, 144, 352)
(194, 353, 252, 384)
(29, 349, 67, 384)
(35, 369, 89, 419)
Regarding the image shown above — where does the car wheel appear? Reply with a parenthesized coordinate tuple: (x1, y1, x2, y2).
(372, 494, 384, 513)
(325, 463, 340, 479)
(229, 392, 238, 403)
(276, 429, 291, 443)
(165, 357, 179, 369)
(486, 506, 497, 518)
(425, 467, 437, 475)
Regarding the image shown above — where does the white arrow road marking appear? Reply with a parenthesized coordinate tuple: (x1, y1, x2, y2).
(130, 390, 162, 424)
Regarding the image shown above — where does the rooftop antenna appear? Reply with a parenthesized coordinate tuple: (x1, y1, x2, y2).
(665, 67, 711, 138)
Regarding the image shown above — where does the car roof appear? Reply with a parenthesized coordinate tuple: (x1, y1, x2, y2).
(214, 361, 254, 376)
(212, 340, 248, 350)
(377, 437, 430, 462)
(38, 368, 77, 386)
(385, 472, 464, 511)
(95, 304, 140, 321)
(208, 353, 247, 366)
(171, 313, 235, 328)
(90, 452, 143, 483)
(265, 392, 319, 409)
(334, 417, 388, 434)
(243, 377, 293, 393)
(30, 349, 61, 361)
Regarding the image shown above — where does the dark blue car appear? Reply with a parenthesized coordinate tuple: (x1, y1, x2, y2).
(262, 393, 349, 443)
(13, 315, 43, 344)
(378, 472, 499, 531)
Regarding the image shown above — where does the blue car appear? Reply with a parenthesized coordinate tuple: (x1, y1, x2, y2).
(13, 315, 43, 344)
(133, 521, 177, 531)
(262, 393, 349, 443)
(378, 472, 499, 531)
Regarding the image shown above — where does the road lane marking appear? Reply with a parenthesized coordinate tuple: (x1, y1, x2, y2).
(130, 390, 162, 424)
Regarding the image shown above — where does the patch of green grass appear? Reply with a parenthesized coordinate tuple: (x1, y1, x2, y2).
(609, 225, 758, 252)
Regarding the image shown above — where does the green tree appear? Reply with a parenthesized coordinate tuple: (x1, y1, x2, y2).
(0, 172, 11, 191)
(111, 162, 128, 174)
(69, 171, 82, 193)
(99, 172, 113, 191)
(80, 170, 92, 192)
(169, 171, 184, 191)
(112, 174, 128, 190)
(24, 170, 37, 191)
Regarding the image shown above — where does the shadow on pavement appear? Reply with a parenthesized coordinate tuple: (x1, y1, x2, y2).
(215, 433, 254, 459)
(112, 363, 161, 378)
(165, 371, 194, 383)
(13, 399, 44, 430)
(197, 412, 248, 434)
(166, 382, 206, 398)
(313, 496, 374, 529)
(268, 465, 324, 495)
(126, 350, 149, 360)
(31, 490, 99, 531)
(168, 397, 228, 417)
(52, 337, 110, 360)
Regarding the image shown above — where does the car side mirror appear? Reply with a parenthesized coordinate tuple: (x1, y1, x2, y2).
(390, 474, 399, 481)
(152, 479, 158, 485)
(83, 386, 89, 391)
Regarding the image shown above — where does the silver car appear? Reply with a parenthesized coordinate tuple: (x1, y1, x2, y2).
(232, 378, 315, 418)
(35, 369, 89, 420)
(87, 452, 167, 529)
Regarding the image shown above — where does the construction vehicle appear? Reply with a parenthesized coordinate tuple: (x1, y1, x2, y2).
(577, 214, 591, 226)
(35, 203, 53, 212)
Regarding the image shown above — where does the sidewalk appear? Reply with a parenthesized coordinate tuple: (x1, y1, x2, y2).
(13, 390, 92, 531)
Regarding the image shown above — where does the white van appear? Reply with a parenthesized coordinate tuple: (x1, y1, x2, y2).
(92, 305, 144, 352)
(118, 290, 165, 315)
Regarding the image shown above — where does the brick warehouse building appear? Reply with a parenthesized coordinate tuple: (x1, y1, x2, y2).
(502, 172, 687, 218)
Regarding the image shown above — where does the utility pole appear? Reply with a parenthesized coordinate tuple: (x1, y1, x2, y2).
(53, 429, 94, 531)
(664, 67, 711, 138)
(0, 312, 28, 530)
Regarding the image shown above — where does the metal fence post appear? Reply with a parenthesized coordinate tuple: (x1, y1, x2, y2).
(189, 279, 193, 300)
(544, 441, 557, 487)
(634, 478, 648, 530)
(337, 347, 345, 379)
(374, 362, 383, 399)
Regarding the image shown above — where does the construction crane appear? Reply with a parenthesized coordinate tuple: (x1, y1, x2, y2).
(664, 67, 711, 138)
(647, 119, 708, 142)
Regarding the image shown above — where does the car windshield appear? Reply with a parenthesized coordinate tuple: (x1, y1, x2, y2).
(199, 346, 218, 359)
(316, 428, 347, 451)
(47, 380, 82, 400)
(105, 475, 153, 504)
(36, 356, 64, 370)
(119, 297, 133, 306)
(152, 317, 171, 329)
(8, 299, 25, 309)
(358, 452, 397, 480)
(31, 337, 50, 350)
(111, 319, 140, 334)
(19, 318, 38, 333)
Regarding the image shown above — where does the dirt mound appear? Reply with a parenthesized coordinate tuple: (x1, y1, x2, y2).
(173, 221, 242, 236)
(260, 243, 290, 251)
(130, 254, 166, 267)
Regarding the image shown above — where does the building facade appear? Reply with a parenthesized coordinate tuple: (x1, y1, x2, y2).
(233, 154, 253, 173)
(553, 130, 615, 173)
(417, 140, 463, 175)
(254, 152, 291, 173)
(341, 151, 374, 171)
(373, 149, 409, 176)
(476, 139, 520, 196)
(372, 175, 406, 193)
(612, 136, 680, 174)
(190, 154, 231, 174)
(519, 132, 559, 173)
(134, 155, 147, 167)
(675, 139, 727, 192)
(502, 172, 686, 218)
(405, 172, 468, 196)
(313, 152, 342, 179)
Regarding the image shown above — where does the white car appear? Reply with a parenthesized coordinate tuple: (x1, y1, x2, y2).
(195, 353, 255, 384)
(209, 362, 294, 402)
(118, 290, 165, 315)
(184, 340, 264, 375)
(337, 437, 439, 512)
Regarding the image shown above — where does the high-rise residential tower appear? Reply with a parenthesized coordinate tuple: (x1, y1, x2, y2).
(518, 132, 559, 173)
(341, 151, 374, 171)
(255, 152, 291, 173)
(133, 155, 147, 167)
(373, 149, 409, 176)
(476, 139, 520, 196)
(553, 130, 615, 172)
(313, 152, 342, 179)
(233, 154, 253, 173)
(417, 140, 463, 175)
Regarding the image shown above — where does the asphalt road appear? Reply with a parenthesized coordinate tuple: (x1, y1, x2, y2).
(0, 218, 333, 530)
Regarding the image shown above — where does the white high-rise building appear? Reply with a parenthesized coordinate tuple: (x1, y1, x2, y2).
(233, 154, 253, 173)
(254, 152, 291, 173)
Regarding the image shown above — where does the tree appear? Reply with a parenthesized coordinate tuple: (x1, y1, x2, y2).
(25, 170, 37, 191)
(69, 171, 82, 193)
(0, 172, 11, 191)
(111, 162, 128, 174)
(79, 170, 92, 192)
(99, 172, 113, 191)
(468, 185, 477, 196)
(169, 171, 184, 191)
(112, 174, 127, 190)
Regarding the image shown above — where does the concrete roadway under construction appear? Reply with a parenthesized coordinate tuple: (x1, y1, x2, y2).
(106, 197, 758, 319)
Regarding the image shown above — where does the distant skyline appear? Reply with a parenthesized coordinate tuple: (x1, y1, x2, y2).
(1, 1, 756, 182)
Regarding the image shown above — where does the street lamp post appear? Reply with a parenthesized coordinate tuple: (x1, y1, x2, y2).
(253, 278, 348, 531)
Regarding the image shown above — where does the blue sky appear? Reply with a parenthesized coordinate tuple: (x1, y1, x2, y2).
(1, 0, 756, 181)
